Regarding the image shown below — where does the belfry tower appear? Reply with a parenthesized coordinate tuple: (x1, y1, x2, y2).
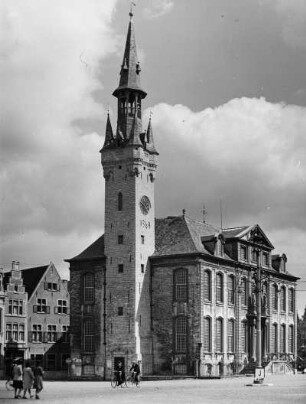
(100, 11, 158, 373)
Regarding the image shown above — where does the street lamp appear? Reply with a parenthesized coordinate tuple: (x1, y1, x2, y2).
(253, 248, 264, 384)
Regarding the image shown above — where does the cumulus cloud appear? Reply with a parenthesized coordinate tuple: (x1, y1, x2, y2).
(143, 0, 174, 19)
(0, 0, 118, 268)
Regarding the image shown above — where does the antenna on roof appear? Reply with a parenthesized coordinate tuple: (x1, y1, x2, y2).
(220, 199, 223, 231)
(202, 204, 207, 223)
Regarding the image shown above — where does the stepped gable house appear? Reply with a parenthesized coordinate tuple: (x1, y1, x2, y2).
(66, 12, 299, 379)
(2, 262, 70, 378)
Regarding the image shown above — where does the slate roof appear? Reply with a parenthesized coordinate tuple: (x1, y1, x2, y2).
(65, 234, 105, 263)
(154, 215, 219, 257)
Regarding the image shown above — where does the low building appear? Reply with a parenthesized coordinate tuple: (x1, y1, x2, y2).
(0, 268, 5, 378)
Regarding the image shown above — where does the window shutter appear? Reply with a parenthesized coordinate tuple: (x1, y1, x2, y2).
(54, 306, 58, 314)
(33, 305, 37, 313)
(28, 331, 33, 342)
(43, 332, 48, 343)
(46, 306, 50, 314)
(44, 282, 48, 290)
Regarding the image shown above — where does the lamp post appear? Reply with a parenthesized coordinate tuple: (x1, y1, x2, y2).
(254, 250, 264, 384)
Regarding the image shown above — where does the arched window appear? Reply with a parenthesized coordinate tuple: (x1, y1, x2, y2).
(204, 317, 211, 352)
(271, 323, 278, 353)
(280, 324, 286, 353)
(241, 320, 248, 352)
(118, 192, 123, 211)
(272, 284, 278, 311)
(216, 273, 223, 303)
(228, 319, 234, 352)
(83, 319, 94, 353)
(280, 286, 286, 312)
(83, 273, 94, 303)
(241, 278, 247, 306)
(288, 288, 294, 313)
(228, 275, 235, 305)
(216, 318, 223, 352)
(175, 317, 187, 353)
(288, 325, 294, 353)
(204, 270, 211, 302)
(174, 268, 187, 301)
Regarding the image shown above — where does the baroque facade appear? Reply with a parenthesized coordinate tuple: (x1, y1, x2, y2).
(67, 12, 299, 378)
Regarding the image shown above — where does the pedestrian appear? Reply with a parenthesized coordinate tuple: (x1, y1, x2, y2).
(22, 360, 34, 399)
(12, 358, 23, 399)
(33, 361, 44, 400)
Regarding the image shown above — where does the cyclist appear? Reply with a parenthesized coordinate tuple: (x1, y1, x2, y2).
(130, 361, 140, 384)
(115, 361, 125, 387)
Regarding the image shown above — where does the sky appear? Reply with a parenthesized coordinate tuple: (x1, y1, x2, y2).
(0, 0, 306, 314)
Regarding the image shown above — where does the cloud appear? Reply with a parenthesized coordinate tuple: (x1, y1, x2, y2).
(143, 0, 174, 19)
(147, 98, 306, 313)
(0, 0, 118, 263)
(273, 0, 306, 49)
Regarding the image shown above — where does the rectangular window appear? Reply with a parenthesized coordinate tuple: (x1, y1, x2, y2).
(57, 300, 68, 314)
(6, 323, 12, 341)
(47, 325, 57, 342)
(32, 324, 43, 343)
(118, 264, 124, 273)
(216, 319, 223, 352)
(37, 298, 47, 313)
(241, 322, 247, 352)
(84, 273, 94, 302)
(288, 289, 294, 312)
(271, 324, 277, 353)
(19, 324, 25, 342)
(204, 317, 211, 351)
(175, 269, 187, 301)
(12, 323, 18, 341)
(141, 264, 144, 273)
(228, 320, 234, 352)
(176, 317, 187, 352)
(118, 235, 124, 244)
(141, 235, 145, 244)
(84, 320, 94, 352)
(280, 325, 286, 353)
(8, 299, 23, 316)
(46, 282, 58, 291)
(251, 248, 259, 264)
(288, 326, 294, 353)
(118, 307, 123, 316)
(241, 279, 247, 306)
(262, 252, 269, 267)
(240, 245, 247, 261)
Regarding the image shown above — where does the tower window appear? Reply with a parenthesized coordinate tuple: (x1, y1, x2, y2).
(118, 235, 124, 244)
(118, 264, 124, 273)
(141, 235, 145, 244)
(118, 192, 123, 211)
(141, 264, 144, 273)
(118, 307, 123, 316)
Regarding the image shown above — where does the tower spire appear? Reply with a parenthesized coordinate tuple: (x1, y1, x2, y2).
(113, 10, 146, 98)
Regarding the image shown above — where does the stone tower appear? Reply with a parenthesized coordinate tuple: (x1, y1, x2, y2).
(100, 11, 158, 373)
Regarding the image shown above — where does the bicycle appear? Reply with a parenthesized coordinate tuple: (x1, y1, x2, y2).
(5, 378, 14, 391)
(111, 371, 128, 388)
(126, 372, 141, 387)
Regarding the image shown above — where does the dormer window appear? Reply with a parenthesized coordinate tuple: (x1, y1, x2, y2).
(262, 252, 269, 267)
(251, 248, 259, 264)
(240, 245, 247, 261)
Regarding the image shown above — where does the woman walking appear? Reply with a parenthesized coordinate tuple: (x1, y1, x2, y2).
(22, 360, 34, 399)
(12, 358, 23, 399)
(33, 361, 44, 400)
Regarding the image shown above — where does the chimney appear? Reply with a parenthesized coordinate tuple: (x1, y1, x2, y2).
(15, 261, 20, 271)
(12, 260, 16, 270)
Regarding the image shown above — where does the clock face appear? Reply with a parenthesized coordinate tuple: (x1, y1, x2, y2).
(139, 195, 151, 215)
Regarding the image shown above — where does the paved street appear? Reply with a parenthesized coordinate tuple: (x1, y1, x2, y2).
(1, 374, 306, 404)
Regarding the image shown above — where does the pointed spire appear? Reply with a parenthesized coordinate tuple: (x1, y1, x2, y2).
(113, 11, 146, 99)
(128, 114, 143, 147)
(101, 112, 114, 150)
(145, 115, 158, 154)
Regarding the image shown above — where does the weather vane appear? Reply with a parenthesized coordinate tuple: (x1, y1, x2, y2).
(130, 1, 136, 17)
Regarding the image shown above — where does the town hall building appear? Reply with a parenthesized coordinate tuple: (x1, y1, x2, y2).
(66, 12, 299, 379)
